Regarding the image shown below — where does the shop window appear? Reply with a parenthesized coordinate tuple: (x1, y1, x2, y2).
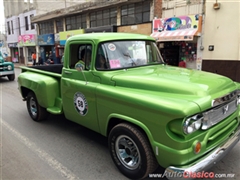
(66, 14, 86, 31)
(90, 8, 117, 28)
(121, 1, 150, 25)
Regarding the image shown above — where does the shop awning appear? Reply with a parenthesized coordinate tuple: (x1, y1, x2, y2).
(150, 29, 200, 42)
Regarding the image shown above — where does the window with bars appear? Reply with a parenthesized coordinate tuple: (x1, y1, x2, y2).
(90, 8, 117, 28)
(30, 14, 35, 30)
(25, 16, 29, 30)
(56, 19, 63, 33)
(121, 1, 150, 25)
(66, 14, 86, 31)
(39, 21, 54, 35)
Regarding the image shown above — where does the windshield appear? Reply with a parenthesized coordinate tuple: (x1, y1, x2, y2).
(95, 40, 164, 70)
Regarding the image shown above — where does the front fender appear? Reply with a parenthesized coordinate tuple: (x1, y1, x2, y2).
(106, 113, 155, 143)
(18, 71, 60, 108)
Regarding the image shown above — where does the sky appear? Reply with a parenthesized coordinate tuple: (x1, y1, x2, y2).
(0, 0, 5, 33)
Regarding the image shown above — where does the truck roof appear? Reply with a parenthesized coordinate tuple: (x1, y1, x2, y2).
(67, 32, 155, 43)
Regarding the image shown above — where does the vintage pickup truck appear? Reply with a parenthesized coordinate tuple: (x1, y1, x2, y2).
(18, 33, 240, 179)
(0, 51, 15, 81)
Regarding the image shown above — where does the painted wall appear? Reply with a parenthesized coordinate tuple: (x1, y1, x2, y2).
(5, 16, 19, 43)
(203, 1, 240, 61)
(6, 10, 37, 44)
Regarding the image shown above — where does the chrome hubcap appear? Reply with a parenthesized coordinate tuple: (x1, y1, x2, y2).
(115, 135, 140, 170)
(29, 97, 37, 117)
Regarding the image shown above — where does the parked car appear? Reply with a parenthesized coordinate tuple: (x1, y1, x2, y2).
(0, 52, 15, 81)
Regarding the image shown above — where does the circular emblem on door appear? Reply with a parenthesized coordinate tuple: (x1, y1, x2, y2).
(74, 92, 88, 116)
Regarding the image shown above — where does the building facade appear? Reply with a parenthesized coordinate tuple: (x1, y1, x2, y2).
(30, 0, 162, 64)
(3, 0, 92, 65)
(151, 0, 240, 82)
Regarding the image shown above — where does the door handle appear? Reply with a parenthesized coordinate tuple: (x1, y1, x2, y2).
(64, 70, 72, 74)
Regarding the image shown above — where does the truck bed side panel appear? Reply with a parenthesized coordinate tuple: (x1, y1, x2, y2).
(18, 71, 60, 108)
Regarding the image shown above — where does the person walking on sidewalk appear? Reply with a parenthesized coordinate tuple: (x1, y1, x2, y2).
(32, 52, 36, 65)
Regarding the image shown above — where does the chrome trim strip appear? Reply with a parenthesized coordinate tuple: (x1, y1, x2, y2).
(202, 99, 238, 130)
(212, 90, 239, 107)
(165, 127, 240, 180)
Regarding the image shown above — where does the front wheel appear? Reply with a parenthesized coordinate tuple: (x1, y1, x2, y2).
(108, 123, 158, 179)
(7, 74, 15, 81)
(26, 92, 49, 121)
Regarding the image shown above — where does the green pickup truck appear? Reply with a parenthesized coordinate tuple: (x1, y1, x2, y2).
(0, 51, 15, 81)
(18, 33, 240, 180)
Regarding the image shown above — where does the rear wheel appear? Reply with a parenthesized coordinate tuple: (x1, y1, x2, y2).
(7, 74, 15, 81)
(26, 92, 49, 121)
(108, 123, 158, 179)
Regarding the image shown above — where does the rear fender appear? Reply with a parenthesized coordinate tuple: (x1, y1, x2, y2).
(18, 72, 60, 108)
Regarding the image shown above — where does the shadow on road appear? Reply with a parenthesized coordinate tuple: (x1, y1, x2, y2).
(37, 114, 168, 180)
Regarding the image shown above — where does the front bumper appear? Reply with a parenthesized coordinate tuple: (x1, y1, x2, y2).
(165, 126, 240, 180)
(0, 70, 14, 76)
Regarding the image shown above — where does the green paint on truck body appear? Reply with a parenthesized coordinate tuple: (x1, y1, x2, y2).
(18, 33, 240, 174)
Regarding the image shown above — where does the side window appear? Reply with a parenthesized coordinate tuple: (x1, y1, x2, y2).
(96, 44, 109, 70)
(70, 44, 92, 70)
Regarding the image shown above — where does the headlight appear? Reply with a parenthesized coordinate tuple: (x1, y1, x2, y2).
(7, 65, 12, 70)
(237, 90, 240, 106)
(183, 114, 203, 134)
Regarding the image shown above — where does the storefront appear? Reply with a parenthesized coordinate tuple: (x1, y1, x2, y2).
(54, 33, 64, 63)
(18, 34, 37, 65)
(38, 34, 55, 63)
(8, 43, 19, 63)
(59, 29, 84, 46)
(151, 14, 202, 70)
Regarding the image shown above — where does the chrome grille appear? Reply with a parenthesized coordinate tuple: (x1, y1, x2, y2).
(0, 65, 3, 71)
(202, 98, 238, 130)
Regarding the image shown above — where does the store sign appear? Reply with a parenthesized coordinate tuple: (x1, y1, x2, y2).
(8, 43, 18, 47)
(38, 34, 55, 46)
(18, 34, 36, 46)
(151, 15, 202, 42)
(55, 34, 60, 42)
(152, 15, 200, 33)
(59, 29, 84, 45)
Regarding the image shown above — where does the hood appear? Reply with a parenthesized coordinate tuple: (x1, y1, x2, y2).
(111, 65, 236, 97)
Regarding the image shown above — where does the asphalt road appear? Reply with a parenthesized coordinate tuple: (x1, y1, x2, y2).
(0, 67, 239, 180)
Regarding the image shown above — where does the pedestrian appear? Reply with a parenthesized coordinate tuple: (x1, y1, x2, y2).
(49, 51, 53, 62)
(32, 52, 36, 65)
(38, 56, 43, 65)
(178, 59, 186, 68)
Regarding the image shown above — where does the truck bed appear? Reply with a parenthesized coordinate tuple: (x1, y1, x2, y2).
(29, 64, 63, 74)
(20, 64, 63, 78)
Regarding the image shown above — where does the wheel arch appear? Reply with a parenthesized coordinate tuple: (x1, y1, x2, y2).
(106, 114, 155, 147)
